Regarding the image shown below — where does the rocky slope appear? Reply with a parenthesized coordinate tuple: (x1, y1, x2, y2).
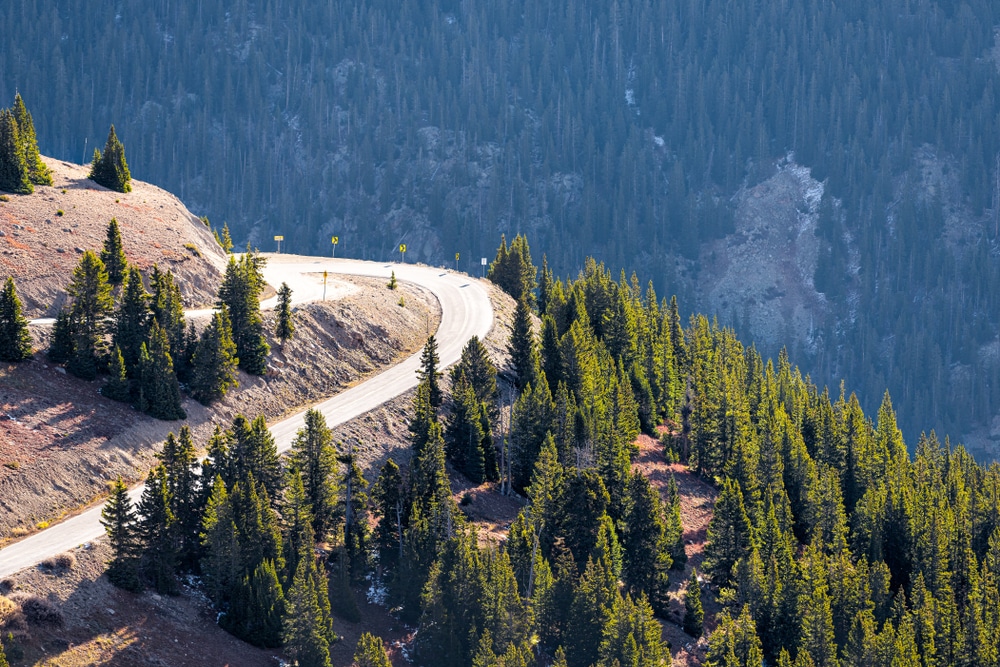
(0, 156, 228, 317)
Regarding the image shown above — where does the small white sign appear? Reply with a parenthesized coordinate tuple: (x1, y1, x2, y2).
(481, 257, 487, 266)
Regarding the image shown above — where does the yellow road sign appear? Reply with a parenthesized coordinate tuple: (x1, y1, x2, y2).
(274, 235, 284, 241)
(332, 236, 339, 244)
(400, 244, 407, 253)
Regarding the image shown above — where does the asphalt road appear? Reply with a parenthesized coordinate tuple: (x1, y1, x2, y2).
(0, 255, 493, 578)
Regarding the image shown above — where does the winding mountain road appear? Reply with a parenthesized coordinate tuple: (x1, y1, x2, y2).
(0, 255, 494, 578)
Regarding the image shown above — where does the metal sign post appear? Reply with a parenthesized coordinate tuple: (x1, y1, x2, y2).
(332, 236, 339, 258)
(399, 243, 407, 263)
(322, 270, 328, 301)
(455, 252, 460, 271)
(274, 235, 284, 253)
(481, 257, 487, 277)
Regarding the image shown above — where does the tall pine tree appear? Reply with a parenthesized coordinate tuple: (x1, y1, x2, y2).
(289, 409, 339, 540)
(89, 124, 132, 193)
(66, 250, 113, 380)
(509, 297, 539, 390)
(113, 265, 150, 372)
(0, 108, 31, 194)
(418, 334, 443, 408)
(101, 218, 128, 285)
(189, 307, 239, 405)
(137, 321, 186, 420)
(217, 251, 270, 374)
(101, 476, 141, 591)
(11, 93, 50, 186)
(0, 277, 32, 361)
(275, 282, 295, 345)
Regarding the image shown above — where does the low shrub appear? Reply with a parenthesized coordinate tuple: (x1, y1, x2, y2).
(9, 594, 63, 627)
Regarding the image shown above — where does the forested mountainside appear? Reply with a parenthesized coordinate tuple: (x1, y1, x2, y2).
(4, 0, 1000, 447)
(61, 247, 1000, 667)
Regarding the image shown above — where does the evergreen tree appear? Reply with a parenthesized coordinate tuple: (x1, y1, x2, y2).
(48, 308, 74, 362)
(113, 265, 150, 372)
(0, 277, 32, 361)
(161, 426, 203, 568)
(0, 108, 31, 194)
(101, 218, 128, 285)
(275, 282, 295, 345)
(12, 93, 51, 186)
(289, 409, 339, 540)
(665, 475, 688, 570)
(242, 559, 286, 647)
(0, 635, 9, 667)
(479, 402, 499, 481)
(598, 592, 669, 667)
(354, 632, 392, 667)
(200, 475, 240, 605)
(418, 334, 443, 408)
(565, 556, 615, 667)
(450, 335, 498, 408)
(101, 476, 141, 591)
(509, 297, 539, 390)
(283, 552, 334, 667)
(684, 570, 704, 637)
(338, 444, 370, 579)
(371, 458, 404, 576)
(217, 251, 270, 374)
(280, 470, 315, 590)
(189, 307, 239, 405)
(88, 124, 132, 193)
(509, 380, 554, 492)
(446, 380, 487, 482)
(703, 478, 753, 585)
(622, 473, 672, 613)
(229, 414, 282, 501)
(705, 606, 765, 667)
(149, 265, 186, 360)
(487, 234, 537, 306)
(409, 382, 436, 455)
(137, 321, 186, 420)
(218, 222, 234, 253)
(137, 464, 178, 594)
(66, 250, 113, 380)
(102, 345, 130, 402)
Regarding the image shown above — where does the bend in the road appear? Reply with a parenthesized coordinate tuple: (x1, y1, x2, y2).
(0, 256, 493, 578)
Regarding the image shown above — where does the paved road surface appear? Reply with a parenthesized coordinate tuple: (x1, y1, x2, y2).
(0, 255, 493, 578)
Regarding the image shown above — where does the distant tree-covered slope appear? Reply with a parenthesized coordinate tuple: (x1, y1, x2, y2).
(5, 0, 1000, 448)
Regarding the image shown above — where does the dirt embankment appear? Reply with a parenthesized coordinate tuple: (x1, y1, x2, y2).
(0, 156, 228, 317)
(0, 275, 438, 541)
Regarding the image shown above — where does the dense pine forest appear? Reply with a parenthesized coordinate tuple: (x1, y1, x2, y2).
(0, 240, 986, 666)
(3, 0, 1000, 447)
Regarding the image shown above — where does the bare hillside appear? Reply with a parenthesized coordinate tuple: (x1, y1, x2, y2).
(0, 156, 228, 317)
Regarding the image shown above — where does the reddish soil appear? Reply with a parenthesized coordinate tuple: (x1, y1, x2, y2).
(632, 432, 719, 666)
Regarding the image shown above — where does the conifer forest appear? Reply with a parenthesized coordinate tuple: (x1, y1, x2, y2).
(4, 0, 1000, 442)
(4, 0, 1000, 665)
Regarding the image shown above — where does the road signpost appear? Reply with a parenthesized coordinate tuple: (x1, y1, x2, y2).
(400, 243, 407, 263)
(455, 252, 460, 271)
(481, 256, 487, 277)
(274, 235, 284, 253)
(332, 236, 339, 258)
(322, 270, 328, 301)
